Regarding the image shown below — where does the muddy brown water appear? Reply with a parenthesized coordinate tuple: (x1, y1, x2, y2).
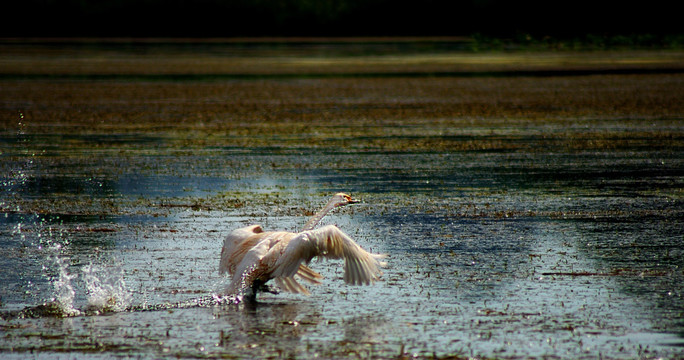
(1, 40, 683, 359)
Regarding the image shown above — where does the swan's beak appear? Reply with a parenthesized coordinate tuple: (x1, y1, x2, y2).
(347, 198, 361, 205)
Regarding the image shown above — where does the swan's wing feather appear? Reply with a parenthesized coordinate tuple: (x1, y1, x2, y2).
(265, 235, 314, 280)
(219, 224, 263, 275)
(274, 277, 311, 295)
(225, 238, 269, 295)
(311, 225, 386, 285)
(271, 225, 386, 285)
(296, 264, 323, 284)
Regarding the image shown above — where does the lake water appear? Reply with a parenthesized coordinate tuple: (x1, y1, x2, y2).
(1, 40, 683, 359)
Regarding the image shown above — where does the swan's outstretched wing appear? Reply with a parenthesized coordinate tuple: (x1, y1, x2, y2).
(268, 225, 386, 285)
(226, 238, 270, 295)
(219, 224, 264, 276)
(220, 226, 322, 279)
(222, 230, 323, 295)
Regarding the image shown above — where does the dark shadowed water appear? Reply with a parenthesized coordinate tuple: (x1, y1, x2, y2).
(1, 42, 683, 359)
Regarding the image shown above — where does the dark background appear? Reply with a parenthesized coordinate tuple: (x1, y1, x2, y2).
(1, 0, 681, 39)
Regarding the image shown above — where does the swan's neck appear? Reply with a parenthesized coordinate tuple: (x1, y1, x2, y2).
(301, 200, 338, 231)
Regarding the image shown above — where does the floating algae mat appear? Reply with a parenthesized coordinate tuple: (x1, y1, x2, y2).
(1, 40, 683, 359)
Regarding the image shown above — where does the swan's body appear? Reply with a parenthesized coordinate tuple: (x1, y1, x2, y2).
(219, 193, 385, 301)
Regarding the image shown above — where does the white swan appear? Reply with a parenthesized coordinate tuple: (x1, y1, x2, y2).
(219, 193, 385, 301)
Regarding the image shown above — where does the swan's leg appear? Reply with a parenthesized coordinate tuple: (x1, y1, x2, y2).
(257, 282, 280, 295)
(245, 280, 279, 302)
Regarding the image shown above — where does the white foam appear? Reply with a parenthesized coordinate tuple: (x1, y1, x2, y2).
(82, 261, 131, 313)
(46, 246, 81, 317)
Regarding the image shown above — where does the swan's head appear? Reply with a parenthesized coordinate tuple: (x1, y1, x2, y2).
(331, 193, 360, 208)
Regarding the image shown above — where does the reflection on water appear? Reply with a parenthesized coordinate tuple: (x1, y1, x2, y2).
(1, 97, 683, 359)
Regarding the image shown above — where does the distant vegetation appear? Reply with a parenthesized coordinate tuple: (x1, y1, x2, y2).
(470, 33, 684, 51)
(3, 0, 682, 42)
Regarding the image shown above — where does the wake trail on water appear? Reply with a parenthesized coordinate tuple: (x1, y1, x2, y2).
(1, 257, 242, 320)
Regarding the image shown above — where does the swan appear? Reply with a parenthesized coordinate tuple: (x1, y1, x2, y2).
(219, 193, 386, 301)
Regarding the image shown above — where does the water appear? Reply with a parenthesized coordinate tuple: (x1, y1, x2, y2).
(1, 42, 684, 359)
(2, 134, 682, 359)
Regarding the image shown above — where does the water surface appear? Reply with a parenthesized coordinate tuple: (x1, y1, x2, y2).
(1, 41, 683, 359)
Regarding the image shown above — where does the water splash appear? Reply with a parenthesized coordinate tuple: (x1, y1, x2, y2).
(209, 274, 244, 305)
(82, 261, 131, 314)
(45, 245, 81, 317)
(212, 293, 242, 305)
(2, 113, 37, 193)
(4, 113, 33, 238)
